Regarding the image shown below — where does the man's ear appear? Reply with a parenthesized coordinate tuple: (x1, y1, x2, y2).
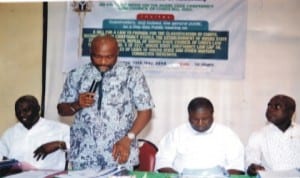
(33, 105, 40, 116)
(37, 105, 41, 112)
(288, 110, 295, 121)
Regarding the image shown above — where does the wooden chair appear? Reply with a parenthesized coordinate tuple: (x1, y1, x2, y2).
(134, 139, 158, 172)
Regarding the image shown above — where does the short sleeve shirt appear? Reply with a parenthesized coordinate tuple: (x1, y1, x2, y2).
(59, 62, 154, 170)
(0, 118, 70, 170)
(245, 123, 300, 171)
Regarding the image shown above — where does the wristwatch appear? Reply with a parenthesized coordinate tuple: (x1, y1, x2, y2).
(127, 132, 135, 140)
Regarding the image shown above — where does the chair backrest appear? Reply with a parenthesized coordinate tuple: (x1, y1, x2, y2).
(135, 139, 158, 172)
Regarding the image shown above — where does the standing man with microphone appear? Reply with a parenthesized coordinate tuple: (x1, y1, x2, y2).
(57, 34, 154, 170)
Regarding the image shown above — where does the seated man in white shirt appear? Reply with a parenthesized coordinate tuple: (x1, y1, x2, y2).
(155, 97, 245, 175)
(0, 95, 70, 172)
(245, 94, 300, 176)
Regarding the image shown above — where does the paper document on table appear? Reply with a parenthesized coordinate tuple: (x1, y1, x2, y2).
(5, 170, 60, 178)
(181, 166, 229, 178)
(257, 169, 300, 178)
(56, 166, 129, 178)
(54, 169, 99, 178)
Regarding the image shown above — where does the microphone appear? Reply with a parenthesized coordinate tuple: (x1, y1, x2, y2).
(89, 80, 98, 93)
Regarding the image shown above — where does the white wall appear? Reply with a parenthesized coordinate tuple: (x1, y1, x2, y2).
(45, 0, 300, 145)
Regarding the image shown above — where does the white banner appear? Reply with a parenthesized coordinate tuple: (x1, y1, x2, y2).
(63, 0, 247, 79)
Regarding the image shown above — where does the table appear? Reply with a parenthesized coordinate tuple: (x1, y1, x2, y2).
(3, 169, 256, 178)
(131, 171, 256, 178)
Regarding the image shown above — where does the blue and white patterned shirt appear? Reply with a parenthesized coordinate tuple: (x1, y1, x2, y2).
(59, 62, 154, 170)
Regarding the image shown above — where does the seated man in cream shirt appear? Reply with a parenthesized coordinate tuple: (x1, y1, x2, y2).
(245, 94, 300, 176)
(0, 95, 70, 171)
(155, 97, 245, 175)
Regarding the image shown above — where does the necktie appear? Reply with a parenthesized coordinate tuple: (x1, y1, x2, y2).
(98, 72, 105, 110)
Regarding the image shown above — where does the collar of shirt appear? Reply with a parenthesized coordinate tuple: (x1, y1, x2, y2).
(189, 122, 216, 136)
(268, 122, 294, 132)
(267, 122, 300, 139)
(17, 117, 43, 131)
